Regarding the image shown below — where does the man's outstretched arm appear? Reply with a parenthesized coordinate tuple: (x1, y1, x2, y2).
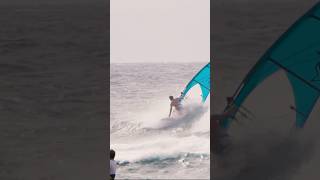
(169, 106, 172, 117)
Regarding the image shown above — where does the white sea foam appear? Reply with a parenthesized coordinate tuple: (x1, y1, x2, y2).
(110, 63, 210, 179)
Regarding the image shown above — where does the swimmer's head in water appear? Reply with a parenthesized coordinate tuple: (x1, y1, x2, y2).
(110, 149, 115, 160)
(169, 96, 174, 100)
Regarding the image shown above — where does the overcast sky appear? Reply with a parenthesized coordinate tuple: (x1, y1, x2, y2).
(111, 0, 210, 63)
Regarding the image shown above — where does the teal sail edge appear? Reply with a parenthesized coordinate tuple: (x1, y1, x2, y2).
(221, 2, 320, 128)
(182, 63, 210, 103)
(287, 73, 320, 127)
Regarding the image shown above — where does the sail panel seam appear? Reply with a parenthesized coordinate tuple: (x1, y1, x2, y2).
(268, 57, 320, 92)
(193, 80, 210, 91)
(310, 14, 320, 21)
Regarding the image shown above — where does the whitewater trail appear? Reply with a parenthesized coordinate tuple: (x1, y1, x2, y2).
(112, 102, 209, 158)
(110, 100, 210, 179)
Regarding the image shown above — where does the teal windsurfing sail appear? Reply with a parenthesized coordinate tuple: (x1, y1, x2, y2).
(181, 63, 210, 103)
(221, 2, 320, 128)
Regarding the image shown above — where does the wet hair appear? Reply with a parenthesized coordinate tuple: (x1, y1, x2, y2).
(169, 96, 174, 100)
(110, 149, 115, 159)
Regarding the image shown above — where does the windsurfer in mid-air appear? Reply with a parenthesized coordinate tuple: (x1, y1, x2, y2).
(168, 92, 184, 117)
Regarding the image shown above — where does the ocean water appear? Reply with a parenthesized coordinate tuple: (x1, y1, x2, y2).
(0, 4, 108, 179)
(110, 63, 210, 179)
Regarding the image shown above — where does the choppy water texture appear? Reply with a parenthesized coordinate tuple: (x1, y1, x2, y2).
(0, 3, 108, 180)
(110, 63, 210, 179)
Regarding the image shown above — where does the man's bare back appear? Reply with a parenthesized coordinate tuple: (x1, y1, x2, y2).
(169, 95, 183, 117)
